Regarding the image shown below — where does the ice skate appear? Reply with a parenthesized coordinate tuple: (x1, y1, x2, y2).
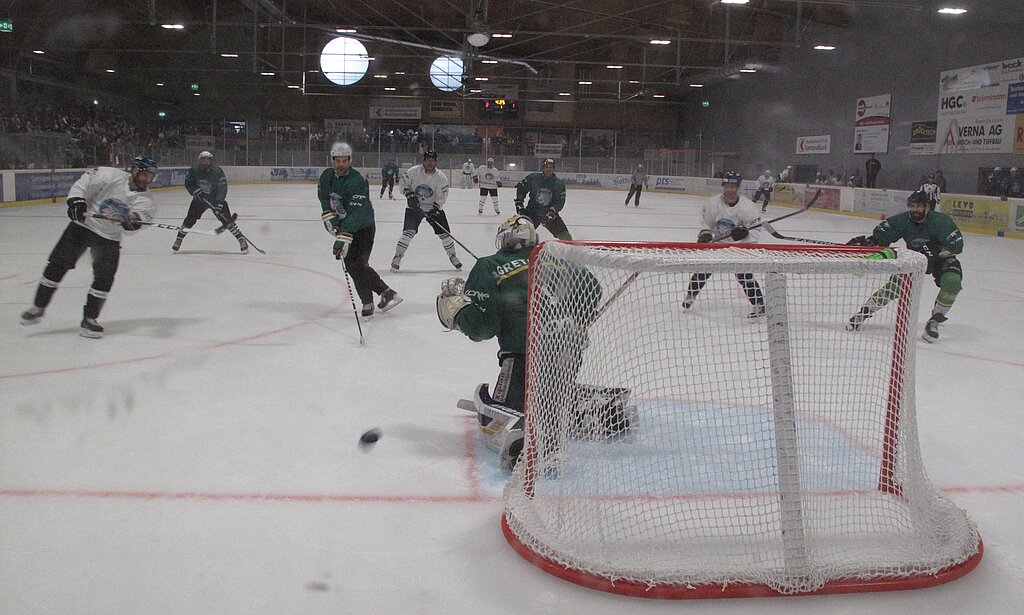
(450, 254, 463, 271)
(361, 303, 375, 318)
(172, 237, 183, 252)
(19, 306, 44, 325)
(80, 317, 104, 339)
(921, 314, 946, 343)
(238, 237, 249, 254)
(378, 288, 403, 312)
(390, 257, 401, 272)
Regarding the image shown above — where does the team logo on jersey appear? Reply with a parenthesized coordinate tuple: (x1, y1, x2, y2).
(414, 184, 435, 202)
(535, 188, 553, 206)
(329, 192, 347, 217)
(714, 218, 739, 235)
(198, 180, 213, 193)
(97, 197, 131, 222)
(484, 171, 496, 182)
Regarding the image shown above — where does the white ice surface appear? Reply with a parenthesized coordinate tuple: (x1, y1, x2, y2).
(2, 184, 1022, 614)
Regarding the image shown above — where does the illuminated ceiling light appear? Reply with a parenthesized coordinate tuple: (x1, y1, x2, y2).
(814, 45, 836, 50)
(467, 32, 490, 47)
(336, 28, 357, 33)
(481, 60, 498, 64)
(373, 74, 388, 78)
(578, 80, 592, 85)
(261, 71, 275, 76)
(156, 82, 165, 86)
(320, 36, 369, 86)
(937, 7, 967, 14)
(652, 94, 666, 98)
(394, 71, 406, 75)
(430, 55, 464, 92)
(650, 39, 671, 45)
(469, 89, 482, 93)
(158, 111, 166, 117)
(689, 83, 704, 88)
(221, 53, 239, 58)
(739, 68, 757, 73)
(161, 23, 184, 30)
(559, 92, 571, 96)
(105, 69, 115, 73)
(492, 33, 512, 38)
(193, 92, 201, 96)
(384, 87, 397, 91)
(474, 77, 489, 81)
(721, 0, 750, 4)
(33, 50, 44, 54)
(628, 80, 640, 84)
(287, 85, 300, 89)
(606, 65, 623, 69)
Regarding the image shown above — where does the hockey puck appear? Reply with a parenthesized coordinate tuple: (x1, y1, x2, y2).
(359, 428, 381, 446)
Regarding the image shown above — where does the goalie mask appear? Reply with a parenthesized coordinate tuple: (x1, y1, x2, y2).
(496, 215, 538, 252)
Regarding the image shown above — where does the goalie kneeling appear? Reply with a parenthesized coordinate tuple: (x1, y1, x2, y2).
(436, 216, 632, 470)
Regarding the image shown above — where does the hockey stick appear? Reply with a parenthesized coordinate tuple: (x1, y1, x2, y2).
(90, 214, 224, 236)
(583, 271, 640, 330)
(339, 259, 365, 345)
(710, 189, 821, 242)
(423, 211, 479, 260)
(196, 194, 267, 254)
(761, 221, 842, 245)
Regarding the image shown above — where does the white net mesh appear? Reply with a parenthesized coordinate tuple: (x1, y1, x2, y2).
(503, 242, 981, 596)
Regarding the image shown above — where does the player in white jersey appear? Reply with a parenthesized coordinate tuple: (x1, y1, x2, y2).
(461, 158, 475, 189)
(19, 155, 158, 338)
(473, 158, 502, 215)
(753, 169, 775, 212)
(681, 171, 766, 318)
(391, 150, 461, 271)
(919, 174, 941, 210)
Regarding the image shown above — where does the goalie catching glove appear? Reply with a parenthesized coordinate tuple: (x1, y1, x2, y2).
(67, 197, 87, 222)
(321, 210, 343, 237)
(333, 232, 353, 259)
(436, 277, 472, 331)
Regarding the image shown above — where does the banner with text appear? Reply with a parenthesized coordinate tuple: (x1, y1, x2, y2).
(938, 194, 1012, 233)
(368, 106, 422, 120)
(910, 121, 938, 156)
(854, 94, 891, 153)
(936, 56, 1024, 154)
(796, 134, 831, 155)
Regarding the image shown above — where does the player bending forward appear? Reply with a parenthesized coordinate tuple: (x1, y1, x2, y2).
(20, 156, 158, 338)
(682, 171, 766, 318)
(473, 157, 502, 215)
(173, 151, 248, 253)
(846, 190, 963, 342)
(318, 142, 401, 317)
(436, 216, 631, 470)
(514, 158, 573, 240)
(390, 150, 462, 272)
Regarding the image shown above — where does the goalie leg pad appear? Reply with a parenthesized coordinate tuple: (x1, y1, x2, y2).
(473, 383, 525, 471)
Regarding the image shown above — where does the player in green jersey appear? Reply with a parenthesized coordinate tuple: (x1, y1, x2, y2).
(514, 158, 573, 240)
(846, 190, 964, 342)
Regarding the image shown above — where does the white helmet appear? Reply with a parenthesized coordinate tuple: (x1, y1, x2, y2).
(330, 142, 353, 158)
(496, 215, 538, 252)
(198, 151, 213, 160)
(764, 169, 772, 175)
(486, 157, 494, 164)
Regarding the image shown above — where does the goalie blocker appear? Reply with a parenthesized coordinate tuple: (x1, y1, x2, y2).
(468, 382, 634, 471)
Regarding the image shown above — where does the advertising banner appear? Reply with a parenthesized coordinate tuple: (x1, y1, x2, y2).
(810, 186, 841, 210)
(854, 189, 911, 216)
(854, 94, 891, 153)
(368, 106, 422, 120)
(938, 194, 1012, 233)
(910, 121, 937, 156)
(428, 100, 464, 119)
(796, 134, 831, 155)
(936, 56, 1024, 154)
(1015, 200, 1024, 232)
(270, 167, 321, 181)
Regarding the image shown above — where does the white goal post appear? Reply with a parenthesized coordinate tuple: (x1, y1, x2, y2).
(502, 241, 982, 598)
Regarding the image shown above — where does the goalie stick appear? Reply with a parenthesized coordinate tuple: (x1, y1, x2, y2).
(90, 214, 231, 236)
(710, 188, 821, 242)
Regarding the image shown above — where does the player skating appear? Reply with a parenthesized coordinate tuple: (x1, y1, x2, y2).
(390, 150, 461, 272)
(19, 156, 158, 338)
(460, 158, 475, 189)
(473, 157, 502, 215)
(681, 171, 766, 318)
(380, 158, 399, 200)
(845, 190, 963, 342)
(173, 151, 248, 253)
(753, 169, 775, 212)
(514, 158, 573, 240)
(624, 163, 648, 207)
(318, 142, 401, 318)
(437, 216, 628, 470)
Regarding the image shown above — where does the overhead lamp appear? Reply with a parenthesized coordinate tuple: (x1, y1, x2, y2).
(287, 85, 300, 89)
(814, 45, 836, 50)
(33, 50, 44, 54)
(652, 94, 666, 98)
(481, 60, 498, 64)
(156, 82, 165, 86)
(492, 33, 512, 38)
(193, 92, 201, 96)
(468, 31, 490, 47)
(650, 39, 671, 45)
(689, 83, 704, 88)
(474, 77, 489, 81)
(158, 111, 166, 118)
(559, 92, 571, 96)
(261, 71, 275, 76)
(373, 74, 388, 78)
(628, 80, 640, 84)
(394, 71, 406, 75)
(105, 69, 115, 73)
(384, 87, 397, 91)
(721, 0, 750, 4)
(221, 53, 239, 58)
(336, 28, 357, 33)
(161, 23, 184, 30)
(739, 68, 757, 73)
(578, 80, 592, 85)
(937, 8, 967, 15)
(469, 89, 482, 93)
(467, 9, 490, 48)
(606, 65, 623, 69)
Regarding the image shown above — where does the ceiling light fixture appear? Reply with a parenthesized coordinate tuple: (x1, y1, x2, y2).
(261, 72, 275, 76)
(161, 23, 184, 30)
(492, 33, 512, 38)
(606, 65, 623, 69)
(105, 69, 115, 73)
(32, 50, 44, 54)
(384, 87, 397, 91)
(578, 80, 592, 85)
(221, 53, 239, 58)
(481, 60, 498, 64)
(650, 39, 671, 45)
(559, 92, 571, 96)
(814, 45, 836, 50)
(474, 77, 489, 81)
(689, 83, 704, 88)
(652, 94, 666, 98)
(721, 0, 750, 4)
(739, 68, 757, 73)
(336, 28, 357, 33)
(937, 8, 967, 15)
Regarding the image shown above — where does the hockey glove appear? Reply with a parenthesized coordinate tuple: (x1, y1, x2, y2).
(322, 210, 343, 237)
(730, 227, 749, 241)
(192, 188, 209, 202)
(544, 208, 559, 222)
(846, 235, 878, 247)
(514, 199, 525, 214)
(67, 197, 88, 222)
(406, 193, 420, 209)
(333, 233, 353, 259)
(439, 277, 466, 298)
(697, 229, 714, 243)
(121, 212, 143, 231)
(496, 181, 502, 188)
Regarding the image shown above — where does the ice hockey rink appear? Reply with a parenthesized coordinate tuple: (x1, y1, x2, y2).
(2, 182, 1022, 614)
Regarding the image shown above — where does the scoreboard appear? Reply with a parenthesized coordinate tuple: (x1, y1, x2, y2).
(480, 98, 519, 118)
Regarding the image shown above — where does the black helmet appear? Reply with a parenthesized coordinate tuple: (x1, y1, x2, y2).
(423, 150, 438, 160)
(907, 190, 932, 206)
(722, 171, 742, 186)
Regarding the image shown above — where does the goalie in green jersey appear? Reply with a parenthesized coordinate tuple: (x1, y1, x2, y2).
(436, 216, 631, 470)
(846, 190, 965, 342)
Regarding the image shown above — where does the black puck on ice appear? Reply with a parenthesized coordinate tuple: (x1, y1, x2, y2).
(359, 428, 381, 446)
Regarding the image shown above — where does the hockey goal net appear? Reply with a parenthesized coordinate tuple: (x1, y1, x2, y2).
(502, 241, 982, 598)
